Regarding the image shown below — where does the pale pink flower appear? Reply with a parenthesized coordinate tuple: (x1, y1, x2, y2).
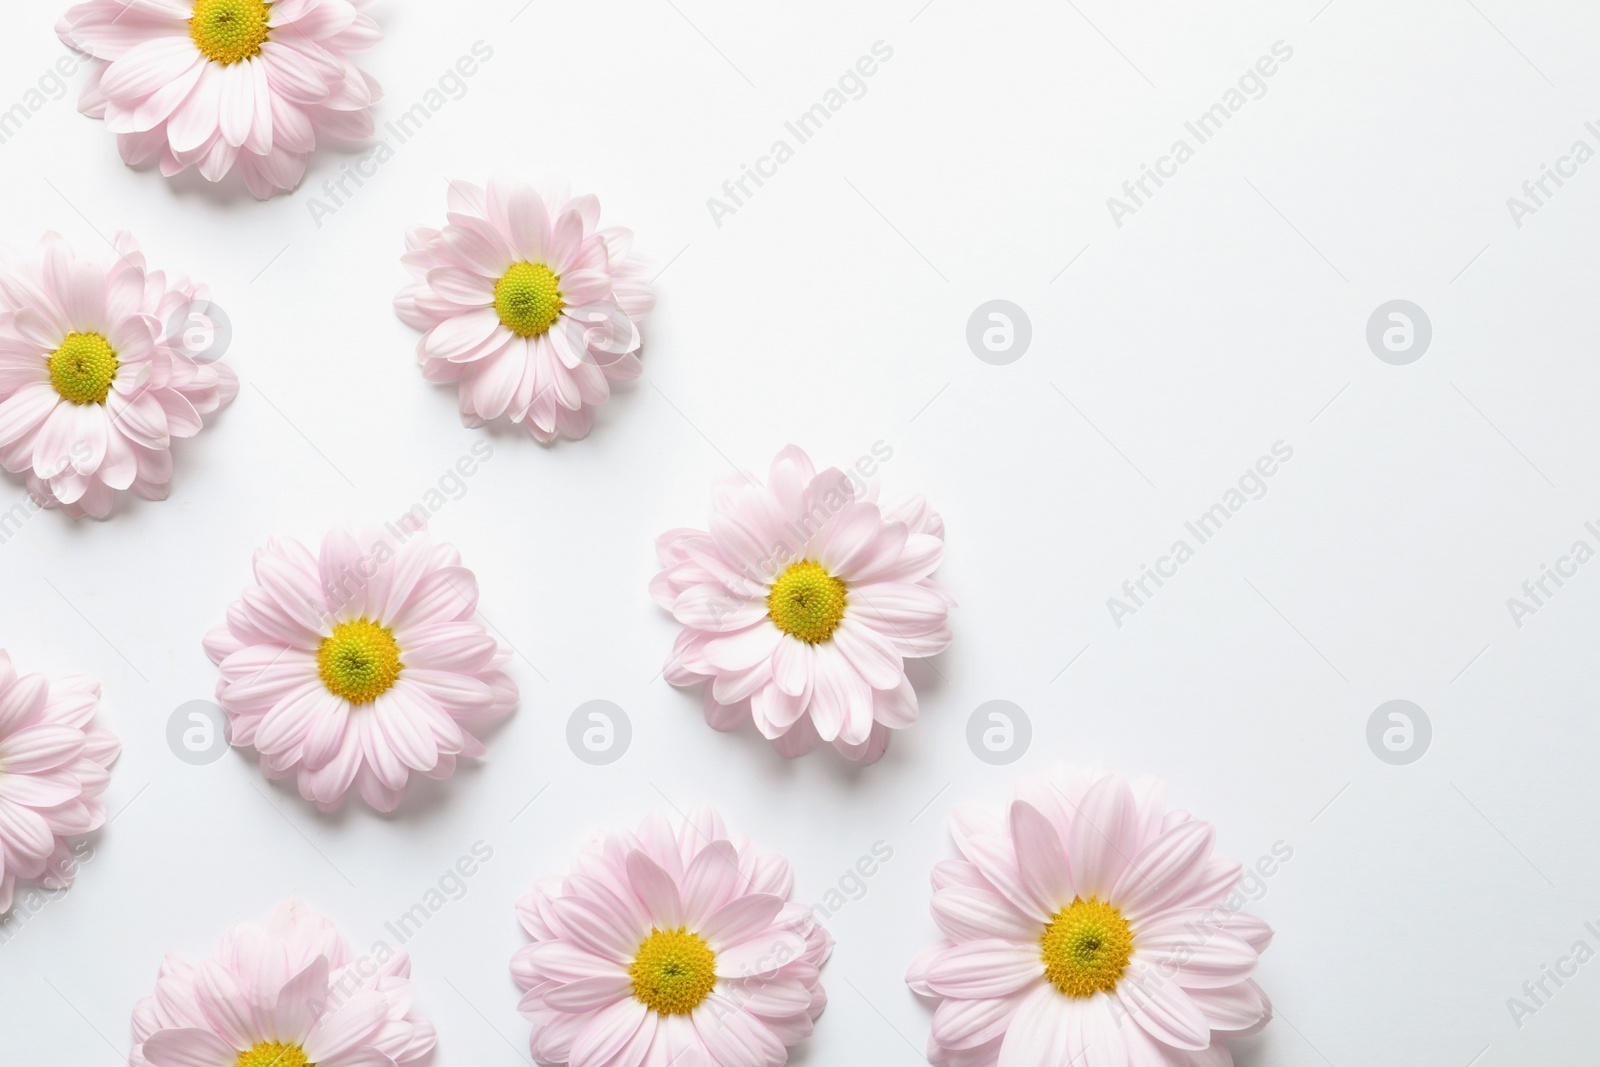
(652, 444, 953, 763)
(0, 651, 119, 915)
(0, 233, 236, 518)
(130, 898, 436, 1067)
(906, 766, 1274, 1067)
(202, 525, 518, 812)
(512, 806, 832, 1067)
(57, 0, 382, 199)
(394, 178, 654, 443)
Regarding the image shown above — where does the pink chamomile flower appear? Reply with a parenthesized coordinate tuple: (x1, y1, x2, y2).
(0, 650, 119, 915)
(0, 232, 237, 518)
(394, 178, 655, 443)
(130, 897, 436, 1067)
(905, 765, 1274, 1067)
(511, 805, 832, 1067)
(57, 0, 382, 198)
(203, 525, 518, 812)
(652, 444, 953, 763)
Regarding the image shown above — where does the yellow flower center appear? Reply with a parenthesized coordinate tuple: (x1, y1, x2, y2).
(494, 261, 564, 337)
(48, 332, 118, 405)
(767, 560, 847, 643)
(1039, 897, 1135, 998)
(234, 1044, 311, 1067)
(316, 619, 402, 704)
(629, 927, 717, 1016)
(190, 0, 271, 65)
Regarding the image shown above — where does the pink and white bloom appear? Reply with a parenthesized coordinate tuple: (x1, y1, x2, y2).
(652, 444, 953, 763)
(0, 651, 119, 915)
(130, 898, 436, 1067)
(0, 233, 237, 518)
(906, 766, 1274, 1067)
(394, 178, 654, 443)
(512, 806, 832, 1067)
(202, 525, 518, 812)
(57, 0, 382, 199)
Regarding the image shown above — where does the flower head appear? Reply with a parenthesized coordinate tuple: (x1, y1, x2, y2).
(56, 0, 383, 198)
(512, 806, 832, 1066)
(203, 525, 518, 812)
(0, 233, 236, 518)
(652, 444, 953, 763)
(0, 651, 119, 914)
(906, 766, 1274, 1067)
(130, 898, 435, 1067)
(395, 178, 655, 443)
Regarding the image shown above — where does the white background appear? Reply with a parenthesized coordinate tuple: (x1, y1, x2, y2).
(1, 0, 1597, 1064)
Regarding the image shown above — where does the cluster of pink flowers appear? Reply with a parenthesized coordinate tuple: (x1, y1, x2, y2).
(8, 9, 1286, 1067)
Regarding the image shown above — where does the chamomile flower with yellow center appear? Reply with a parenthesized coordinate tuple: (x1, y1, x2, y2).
(394, 178, 655, 443)
(511, 806, 834, 1067)
(56, 0, 383, 198)
(906, 766, 1276, 1067)
(0, 232, 236, 518)
(130, 899, 437, 1067)
(652, 444, 954, 763)
(202, 526, 518, 812)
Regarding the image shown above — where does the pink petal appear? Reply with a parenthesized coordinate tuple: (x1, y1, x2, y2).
(1115, 963, 1210, 1051)
(625, 850, 685, 929)
(1113, 820, 1215, 922)
(542, 974, 632, 1014)
(167, 63, 223, 154)
(270, 956, 329, 1044)
(690, 992, 783, 1067)
(0, 724, 86, 772)
(218, 58, 255, 148)
(931, 886, 1039, 943)
(140, 1028, 237, 1067)
(1066, 773, 1138, 899)
(0, 383, 59, 448)
(566, 996, 647, 1067)
(923, 941, 1042, 999)
(504, 185, 550, 263)
(1135, 915, 1258, 989)
(100, 35, 202, 99)
(698, 893, 783, 949)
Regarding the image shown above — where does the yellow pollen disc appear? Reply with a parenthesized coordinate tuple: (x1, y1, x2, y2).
(493, 261, 564, 337)
(317, 619, 403, 705)
(767, 560, 847, 643)
(629, 927, 717, 1016)
(48, 332, 118, 405)
(190, 0, 271, 65)
(234, 1044, 311, 1067)
(1039, 897, 1135, 998)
